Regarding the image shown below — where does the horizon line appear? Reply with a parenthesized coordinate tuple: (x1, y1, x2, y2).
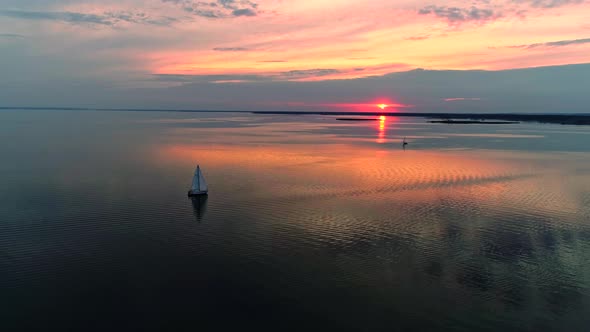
(2, 107, 590, 123)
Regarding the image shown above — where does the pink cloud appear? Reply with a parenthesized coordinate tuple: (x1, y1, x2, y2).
(2, 0, 590, 87)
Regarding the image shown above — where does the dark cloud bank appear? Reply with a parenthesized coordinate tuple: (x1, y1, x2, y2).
(2, 63, 589, 114)
(161, 0, 259, 18)
(510, 37, 590, 49)
(515, 0, 585, 8)
(417, 0, 586, 25)
(418, 5, 498, 24)
(0, 0, 261, 27)
(0, 9, 176, 26)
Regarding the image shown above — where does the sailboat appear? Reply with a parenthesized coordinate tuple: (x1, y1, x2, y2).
(187, 165, 208, 196)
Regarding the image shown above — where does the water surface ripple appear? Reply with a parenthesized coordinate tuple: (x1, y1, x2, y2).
(1, 110, 590, 331)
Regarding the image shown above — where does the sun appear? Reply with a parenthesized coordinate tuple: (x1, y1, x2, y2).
(377, 104, 388, 110)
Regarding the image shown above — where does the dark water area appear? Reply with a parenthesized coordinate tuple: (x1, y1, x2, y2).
(1, 110, 590, 331)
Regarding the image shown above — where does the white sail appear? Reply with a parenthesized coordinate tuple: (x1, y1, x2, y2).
(191, 167, 200, 191)
(190, 165, 208, 194)
(198, 167, 208, 192)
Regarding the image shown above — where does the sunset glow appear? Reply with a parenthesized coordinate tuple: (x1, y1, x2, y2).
(0, 0, 589, 111)
(2, 1, 588, 81)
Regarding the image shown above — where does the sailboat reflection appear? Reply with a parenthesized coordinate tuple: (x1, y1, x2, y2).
(190, 195, 208, 222)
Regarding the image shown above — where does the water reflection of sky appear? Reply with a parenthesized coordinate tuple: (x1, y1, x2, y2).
(144, 112, 590, 152)
(1, 110, 590, 331)
(152, 113, 590, 330)
(156, 115, 590, 255)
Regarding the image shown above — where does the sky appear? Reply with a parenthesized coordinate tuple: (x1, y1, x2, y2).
(0, 0, 589, 112)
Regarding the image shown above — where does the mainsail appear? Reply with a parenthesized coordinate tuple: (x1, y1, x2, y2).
(191, 166, 208, 193)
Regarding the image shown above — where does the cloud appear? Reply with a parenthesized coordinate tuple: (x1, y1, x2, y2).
(0, 10, 113, 25)
(509, 37, 590, 49)
(418, 5, 499, 24)
(105, 12, 177, 26)
(444, 97, 482, 101)
(126, 63, 590, 113)
(0, 9, 176, 27)
(153, 68, 342, 83)
(279, 69, 341, 80)
(418, 1, 585, 26)
(513, 0, 585, 8)
(232, 8, 256, 16)
(405, 35, 430, 41)
(213, 47, 249, 51)
(0, 33, 24, 38)
(162, 0, 259, 18)
(154, 73, 270, 83)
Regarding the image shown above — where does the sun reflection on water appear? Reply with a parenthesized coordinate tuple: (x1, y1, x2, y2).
(377, 116, 386, 144)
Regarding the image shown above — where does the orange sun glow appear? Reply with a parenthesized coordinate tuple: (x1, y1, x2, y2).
(377, 104, 388, 110)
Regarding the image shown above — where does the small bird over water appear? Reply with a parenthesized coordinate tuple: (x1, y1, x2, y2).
(403, 137, 408, 149)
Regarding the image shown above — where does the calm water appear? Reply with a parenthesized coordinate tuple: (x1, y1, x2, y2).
(1, 110, 590, 331)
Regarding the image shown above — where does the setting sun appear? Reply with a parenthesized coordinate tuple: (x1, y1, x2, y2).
(377, 104, 388, 110)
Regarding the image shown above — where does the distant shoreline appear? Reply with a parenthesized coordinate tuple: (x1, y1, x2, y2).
(428, 120, 519, 124)
(254, 111, 590, 125)
(334, 118, 521, 124)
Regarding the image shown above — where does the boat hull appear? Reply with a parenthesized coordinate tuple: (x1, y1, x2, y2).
(188, 190, 208, 197)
